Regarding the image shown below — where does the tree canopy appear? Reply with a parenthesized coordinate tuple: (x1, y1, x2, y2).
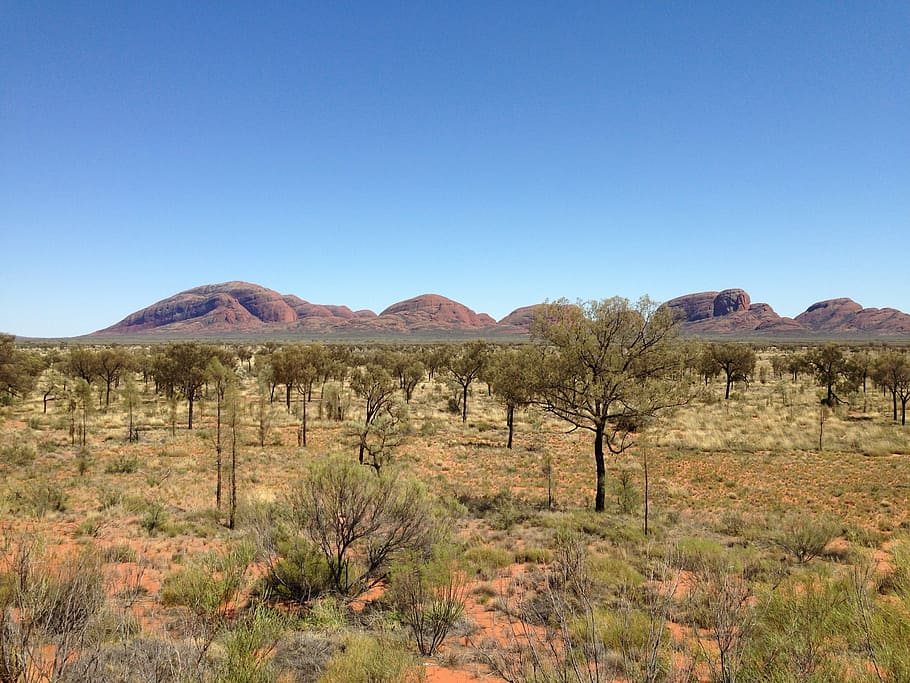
(532, 297, 686, 511)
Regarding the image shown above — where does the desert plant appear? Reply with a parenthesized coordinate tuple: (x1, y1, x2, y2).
(284, 457, 437, 600)
(0, 541, 108, 682)
(317, 633, 423, 683)
(215, 604, 287, 683)
(741, 575, 850, 681)
(771, 513, 840, 564)
(688, 558, 756, 683)
(616, 468, 641, 514)
(389, 548, 466, 656)
(139, 503, 168, 536)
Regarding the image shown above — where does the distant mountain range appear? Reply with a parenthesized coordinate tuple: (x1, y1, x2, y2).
(85, 282, 910, 340)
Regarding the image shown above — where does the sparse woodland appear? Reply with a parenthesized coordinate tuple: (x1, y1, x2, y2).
(2, 313, 910, 682)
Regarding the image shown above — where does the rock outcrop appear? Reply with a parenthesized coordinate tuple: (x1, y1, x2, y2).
(379, 295, 496, 331)
(796, 299, 910, 335)
(90, 282, 910, 339)
(666, 289, 801, 336)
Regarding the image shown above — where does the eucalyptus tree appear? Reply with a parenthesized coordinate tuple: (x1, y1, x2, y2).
(873, 350, 910, 424)
(532, 297, 685, 512)
(206, 357, 235, 509)
(350, 363, 400, 465)
(805, 344, 853, 406)
(487, 346, 537, 449)
(703, 343, 757, 399)
(446, 340, 491, 423)
(155, 343, 233, 429)
(95, 346, 133, 409)
(0, 334, 40, 402)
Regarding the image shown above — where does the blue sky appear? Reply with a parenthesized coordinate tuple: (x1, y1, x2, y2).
(2, 2, 908, 337)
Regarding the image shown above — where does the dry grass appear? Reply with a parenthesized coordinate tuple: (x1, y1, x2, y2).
(2, 345, 910, 681)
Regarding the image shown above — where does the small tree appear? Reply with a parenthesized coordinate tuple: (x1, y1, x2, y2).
(0, 334, 41, 403)
(285, 457, 436, 599)
(349, 364, 399, 465)
(806, 343, 853, 406)
(532, 298, 686, 512)
(487, 346, 536, 449)
(120, 373, 140, 442)
(389, 548, 465, 656)
(206, 357, 235, 510)
(226, 383, 241, 529)
(95, 346, 133, 409)
(446, 341, 490, 423)
(74, 378, 93, 448)
(873, 350, 910, 424)
(703, 343, 757, 400)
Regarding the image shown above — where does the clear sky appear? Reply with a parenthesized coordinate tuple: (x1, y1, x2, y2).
(2, 2, 908, 337)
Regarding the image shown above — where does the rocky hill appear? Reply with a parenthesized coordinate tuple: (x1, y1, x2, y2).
(666, 289, 910, 337)
(90, 282, 910, 340)
(95, 282, 506, 338)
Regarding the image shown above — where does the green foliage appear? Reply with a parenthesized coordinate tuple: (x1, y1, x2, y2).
(284, 456, 437, 599)
(317, 633, 423, 683)
(139, 502, 168, 536)
(160, 545, 254, 621)
(104, 455, 139, 474)
(215, 605, 287, 683)
(771, 513, 841, 564)
(463, 545, 513, 579)
(741, 575, 850, 682)
(514, 546, 553, 564)
(389, 547, 465, 656)
(0, 440, 35, 466)
(615, 468, 641, 515)
(675, 536, 728, 571)
(585, 554, 644, 592)
(26, 481, 67, 518)
(263, 537, 333, 603)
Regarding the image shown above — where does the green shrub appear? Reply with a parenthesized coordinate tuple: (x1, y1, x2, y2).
(97, 487, 123, 511)
(75, 516, 103, 538)
(0, 442, 35, 466)
(585, 554, 644, 592)
(139, 503, 168, 536)
(101, 544, 137, 564)
(514, 547, 553, 564)
(215, 605, 288, 683)
(389, 548, 465, 656)
(105, 455, 139, 474)
(771, 513, 840, 564)
(676, 536, 728, 571)
(263, 537, 333, 603)
(463, 545, 512, 579)
(27, 482, 67, 518)
(160, 546, 253, 618)
(615, 468, 640, 515)
(317, 634, 422, 683)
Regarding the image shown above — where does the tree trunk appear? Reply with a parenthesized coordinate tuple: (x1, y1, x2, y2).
(286, 384, 292, 412)
(724, 374, 732, 400)
(229, 419, 237, 529)
(506, 404, 514, 449)
(594, 422, 606, 512)
(462, 384, 468, 423)
(216, 398, 222, 510)
(299, 398, 307, 447)
(187, 394, 194, 430)
(643, 449, 650, 536)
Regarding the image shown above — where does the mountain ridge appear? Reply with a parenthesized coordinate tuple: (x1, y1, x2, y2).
(85, 282, 910, 340)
